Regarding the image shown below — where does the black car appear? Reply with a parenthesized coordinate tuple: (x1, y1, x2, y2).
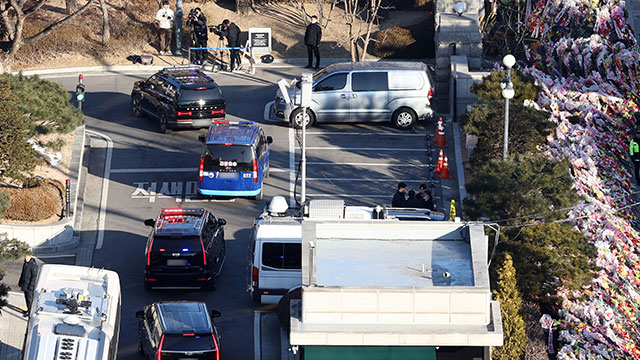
(143, 208, 226, 290)
(136, 301, 222, 360)
(131, 66, 226, 133)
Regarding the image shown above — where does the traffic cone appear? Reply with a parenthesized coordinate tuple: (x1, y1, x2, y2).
(440, 156, 451, 179)
(433, 149, 443, 173)
(433, 117, 443, 143)
(435, 122, 447, 148)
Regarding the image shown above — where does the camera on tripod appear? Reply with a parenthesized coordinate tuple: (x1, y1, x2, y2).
(209, 24, 225, 39)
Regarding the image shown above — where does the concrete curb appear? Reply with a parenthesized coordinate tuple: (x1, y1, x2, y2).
(32, 126, 86, 254)
(14, 58, 435, 76)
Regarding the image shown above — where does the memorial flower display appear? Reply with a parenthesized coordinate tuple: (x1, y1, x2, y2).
(521, 0, 640, 358)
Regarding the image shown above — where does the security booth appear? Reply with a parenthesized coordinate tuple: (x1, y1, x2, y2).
(289, 220, 504, 360)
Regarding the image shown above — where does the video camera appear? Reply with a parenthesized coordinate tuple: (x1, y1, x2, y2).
(209, 23, 225, 36)
(188, 8, 197, 20)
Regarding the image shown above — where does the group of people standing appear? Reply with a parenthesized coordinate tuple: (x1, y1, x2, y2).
(154, 2, 243, 70)
(391, 182, 436, 210)
(154, 1, 323, 71)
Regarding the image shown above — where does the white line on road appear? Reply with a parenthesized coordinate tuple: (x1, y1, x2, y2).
(308, 194, 390, 198)
(254, 311, 261, 360)
(295, 147, 427, 151)
(306, 178, 430, 182)
(111, 167, 292, 173)
(86, 130, 113, 251)
(305, 132, 425, 136)
(306, 162, 430, 167)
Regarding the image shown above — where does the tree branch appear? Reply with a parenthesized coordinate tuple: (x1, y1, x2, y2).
(23, 0, 47, 17)
(24, 0, 96, 44)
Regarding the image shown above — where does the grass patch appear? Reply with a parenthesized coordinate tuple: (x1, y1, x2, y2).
(44, 137, 66, 152)
(373, 18, 434, 58)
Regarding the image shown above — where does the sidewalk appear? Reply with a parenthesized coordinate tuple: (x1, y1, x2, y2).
(0, 292, 27, 360)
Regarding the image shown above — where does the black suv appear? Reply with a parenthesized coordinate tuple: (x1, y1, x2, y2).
(136, 301, 222, 360)
(143, 208, 226, 290)
(131, 66, 226, 133)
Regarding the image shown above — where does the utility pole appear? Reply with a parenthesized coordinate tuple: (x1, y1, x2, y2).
(174, 0, 183, 56)
(501, 55, 516, 160)
(300, 73, 313, 204)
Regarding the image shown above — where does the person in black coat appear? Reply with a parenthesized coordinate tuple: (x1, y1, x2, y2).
(304, 15, 322, 69)
(405, 190, 423, 208)
(222, 19, 242, 71)
(18, 254, 38, 317)
(391, 182, 407, 207)
(419, 183, 436, 211)
(187, 8, 208, 65)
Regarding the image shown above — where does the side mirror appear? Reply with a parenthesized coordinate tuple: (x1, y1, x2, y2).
(266, 136, 273, 144)
(198, 134, 206, 144)
(210, 309, 221, 318)
(217, 218, 226, 226)
(135, 310, 145, 319)
(144, 219, 155, 227)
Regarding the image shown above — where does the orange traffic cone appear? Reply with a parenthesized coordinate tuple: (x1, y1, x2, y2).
(433, 117, 443, 143)
(433, 149, 443, 173)
(440, 156, 451, 179)
(435, 122, 447, 148)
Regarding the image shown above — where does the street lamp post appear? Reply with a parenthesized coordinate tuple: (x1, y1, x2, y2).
(501, 54, 516, 160)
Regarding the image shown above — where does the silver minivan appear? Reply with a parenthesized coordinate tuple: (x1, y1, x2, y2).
(273, 61, 435, 129)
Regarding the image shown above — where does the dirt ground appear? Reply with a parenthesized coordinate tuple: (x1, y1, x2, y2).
(13, 1, 429, 71)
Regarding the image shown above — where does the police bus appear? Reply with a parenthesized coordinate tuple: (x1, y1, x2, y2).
(23, 264, 122, 360)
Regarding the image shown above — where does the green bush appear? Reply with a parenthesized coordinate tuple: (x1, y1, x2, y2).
(0, 80, 37, 184)
(0, 191, 10, 219)
(0, 73, 83, 135)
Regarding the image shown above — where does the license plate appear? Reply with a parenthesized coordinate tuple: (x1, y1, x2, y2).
(218, 172, 238, 179)
(166, 259, 188, 266)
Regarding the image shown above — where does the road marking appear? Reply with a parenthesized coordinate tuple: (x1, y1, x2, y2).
(307, 162, 430, 167)
(130, 181, 236, 203)
(111, 167, 291, 173)
(308, 194, 390, 198)
(305, 131, 425, 136)
(295, 147, 427, 151)
(86, 130, 113, 250)
(254, 311, 261, 360)
(306, 178, 430, 182)
(289, 125, 296, 206)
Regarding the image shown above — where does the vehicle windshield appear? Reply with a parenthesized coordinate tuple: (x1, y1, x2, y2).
(203, 145, 253, 172)
(179, 88, 221, 103)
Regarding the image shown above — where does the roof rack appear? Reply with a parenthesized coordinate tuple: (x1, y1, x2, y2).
(162, 65, 202, 71)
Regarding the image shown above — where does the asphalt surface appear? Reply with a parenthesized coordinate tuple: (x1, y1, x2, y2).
(42, 67, 439, 359)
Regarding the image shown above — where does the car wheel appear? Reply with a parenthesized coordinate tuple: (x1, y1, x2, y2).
(264, 165, 270, 178)
(392, 108, 417, 129)
(254, 188, 263, 201)
(159, 112, 171, 134)
(252, 290, 261, 304)
(144, 281, 152, 291)
(131, 96, 143, 118)
(137, 326, 145, 355)
(291, 108, 315, 129)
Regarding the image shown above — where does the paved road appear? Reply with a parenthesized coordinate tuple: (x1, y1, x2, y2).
(44, 66, 440, 359)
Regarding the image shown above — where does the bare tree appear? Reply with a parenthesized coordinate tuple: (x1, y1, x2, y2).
(0, 0, 96, 72)
(99, 0, 109, 44)
(342, 0, 384, 61)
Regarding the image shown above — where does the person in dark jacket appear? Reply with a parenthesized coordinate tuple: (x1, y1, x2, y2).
(222, 19, 242, 71)
(187, 8, 208, 65)
(405, 190, 422, 208)
(419, 183, 436, 211)
(304, 15, 321, 69)
(631, 129, 640, 185)
(18, 254, 38, 317)
(391, 182, 407, 207)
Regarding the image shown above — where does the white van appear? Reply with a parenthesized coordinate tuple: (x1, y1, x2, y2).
(247, 196, 302, 304)
(247, 197, 445, 304)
